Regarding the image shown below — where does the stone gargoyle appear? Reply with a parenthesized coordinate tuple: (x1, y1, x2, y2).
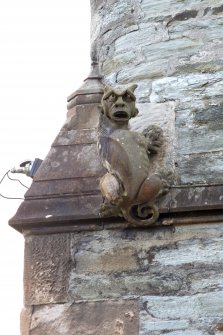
(97, 84, 169, 226)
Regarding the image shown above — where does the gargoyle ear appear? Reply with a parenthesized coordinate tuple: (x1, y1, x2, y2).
(103, 85, 114, 100)
(128, 84, 138, 93)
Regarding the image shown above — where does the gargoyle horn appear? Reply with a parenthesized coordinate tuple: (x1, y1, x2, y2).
(127, 84, 138, 93)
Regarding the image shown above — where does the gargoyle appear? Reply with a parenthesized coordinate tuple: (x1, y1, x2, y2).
(97, 84, 168, 226)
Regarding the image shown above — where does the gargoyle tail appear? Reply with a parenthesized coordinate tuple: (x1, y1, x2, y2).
(124, 202, 159, 226)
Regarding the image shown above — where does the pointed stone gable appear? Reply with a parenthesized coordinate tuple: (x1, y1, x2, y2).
(9, 63, 106, 232)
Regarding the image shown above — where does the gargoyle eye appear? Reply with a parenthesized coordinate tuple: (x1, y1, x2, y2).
(123, 92, 133, 101)
(108, 92, 117, 102)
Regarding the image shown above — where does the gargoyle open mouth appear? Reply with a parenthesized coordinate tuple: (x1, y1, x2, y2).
(113, 111, 129, 120)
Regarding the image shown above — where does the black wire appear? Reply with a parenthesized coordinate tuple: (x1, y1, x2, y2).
(0, 193, 24, 200)
(0, 170, 9, 185)
(0, 169, 25, 200)
(7, 172, 29, 189)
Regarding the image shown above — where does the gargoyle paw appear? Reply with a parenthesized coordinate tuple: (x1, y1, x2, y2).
(143, 125, 164, 154)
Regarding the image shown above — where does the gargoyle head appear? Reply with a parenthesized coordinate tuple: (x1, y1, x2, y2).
(101, 84, 139, 123)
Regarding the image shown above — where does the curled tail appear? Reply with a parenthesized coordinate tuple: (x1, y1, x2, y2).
(123, 202, 159, 226)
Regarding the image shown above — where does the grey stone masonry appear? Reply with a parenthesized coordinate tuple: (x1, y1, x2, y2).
(22, 223, 223, 334)
(91, 0, 223, 185)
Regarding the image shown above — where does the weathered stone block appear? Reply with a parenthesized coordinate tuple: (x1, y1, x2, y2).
(177, 127, 223, 156)
(141, 0, 200, 21)
(177, 151, 223, 184)
(25, 177, 100, 199)
(116, 60, 168, 84)
(130, 102, 176, 176)
(153, 235, 223, 266)
(102, 50, 137, 75)
(34, 143, 104, 180)
(148, 72, 223, 184)
(115, 23, 169, 54)
(75, 246, 139, 274)
(140, 292, 223, 334)
(24, 234, 71, 305)
(20, 305, 33, 335)
(67, 225, 223, 301)
(66, 104, 99, 127)
(30, 300, 139, 335)
(68, 271, 183, 301)
(13, 194, 103, 226)
(150, 72, 223, 107)
(53, 128, 97, 146)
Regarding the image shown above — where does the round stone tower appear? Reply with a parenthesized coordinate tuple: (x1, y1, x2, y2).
(91, 0, 223, 187)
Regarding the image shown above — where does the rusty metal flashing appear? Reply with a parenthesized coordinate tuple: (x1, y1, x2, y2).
(161, 211, 223, 226)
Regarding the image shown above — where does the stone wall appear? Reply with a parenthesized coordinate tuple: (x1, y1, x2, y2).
(22, 223, 223, 334)
(91, 0, 223, 184)
(17, 1, 223, 334)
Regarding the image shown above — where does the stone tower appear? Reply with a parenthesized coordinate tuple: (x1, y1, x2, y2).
(10, 1, 223, 334)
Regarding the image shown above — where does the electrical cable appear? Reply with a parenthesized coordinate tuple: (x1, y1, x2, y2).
(0, 170, 25, 200)
(7, 171, 29, 189)
(0, 170, 9, 185)
(0, 193, 24, 200)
